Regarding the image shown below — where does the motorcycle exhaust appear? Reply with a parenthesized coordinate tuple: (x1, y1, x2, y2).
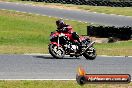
(81, 41, 95, 54)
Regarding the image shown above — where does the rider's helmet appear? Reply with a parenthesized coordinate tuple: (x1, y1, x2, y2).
(56, 19, 65, 29)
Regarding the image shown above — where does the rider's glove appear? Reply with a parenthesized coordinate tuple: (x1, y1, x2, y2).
(61, 27, 68, 32)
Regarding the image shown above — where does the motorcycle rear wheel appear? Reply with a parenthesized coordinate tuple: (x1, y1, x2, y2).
(49, 44, 65, 59)
(83, 47, 96, 60)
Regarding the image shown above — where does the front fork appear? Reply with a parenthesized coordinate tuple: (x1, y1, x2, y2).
(57, 36, 60, 50)
(81, 41, 95, 54)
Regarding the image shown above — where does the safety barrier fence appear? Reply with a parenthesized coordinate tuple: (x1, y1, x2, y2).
(87, 25, 132, 40)
(24, 0, 132, 7)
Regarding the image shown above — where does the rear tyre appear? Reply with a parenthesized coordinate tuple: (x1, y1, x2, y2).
(83, 47, 96, 60)
(49, 44, 65, 59)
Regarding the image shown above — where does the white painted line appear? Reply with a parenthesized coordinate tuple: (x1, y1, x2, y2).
(24, 53, 132, 57)
(35, 14, 41, 16)
(4, 1, 11, 3)
(99, 55, 123, 57)
(24, 53, 48, 55)
(0, 79, 76, 80)
(78, 21, 82, 23)
(0, 8, 99, 24)
(93, 12, 97, 13)
(0, 79, 131, 82)
(0, 5, 132, 57)
(1, 9, 6, 10)
(28, 12, 32, 14)
(1, 1, 132, 18)
(16, 3, 19, 5)
(99, 55, 132, 58)
(65, 18, 69, 20)
(16, 11, 20, 13)
(24, 53, 71, 57)
(90, 11, 132, 18)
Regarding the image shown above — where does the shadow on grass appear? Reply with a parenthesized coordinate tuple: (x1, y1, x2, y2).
(33, 56, 81, 60)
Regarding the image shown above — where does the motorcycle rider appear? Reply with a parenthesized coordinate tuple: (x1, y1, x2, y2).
(56, 19, 81, 45)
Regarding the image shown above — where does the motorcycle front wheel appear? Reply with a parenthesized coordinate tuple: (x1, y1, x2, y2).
(83, 47, 97, 60)
(49, 44, 65, 59)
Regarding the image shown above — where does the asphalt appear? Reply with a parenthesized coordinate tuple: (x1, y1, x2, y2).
(0, 2, 132, 26)
(0, 54, 131, 79)
(0, 2, 132, 79)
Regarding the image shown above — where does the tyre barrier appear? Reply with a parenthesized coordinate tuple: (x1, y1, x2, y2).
(25, 0, 132, 7)
(87, 25, 132, 40)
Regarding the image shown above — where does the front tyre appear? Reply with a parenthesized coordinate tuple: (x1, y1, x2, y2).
(49, 44, 65, 59)
(83, 47, 96, 60)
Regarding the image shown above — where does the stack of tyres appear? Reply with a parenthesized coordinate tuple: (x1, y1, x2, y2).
(87, 25, 132, 40)
(87, 25, 95, 36)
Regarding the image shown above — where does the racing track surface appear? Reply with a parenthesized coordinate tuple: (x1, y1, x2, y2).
(0, 1, 132, 26)
(0, 2, 132, 79)
(0, 54, 131, 79)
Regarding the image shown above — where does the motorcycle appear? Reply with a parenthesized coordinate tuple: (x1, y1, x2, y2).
(48, 30, 97, 60)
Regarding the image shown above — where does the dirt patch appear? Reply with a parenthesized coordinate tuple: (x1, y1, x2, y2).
(82, 36, 109, 43)
(90, 37, 109, 43)
(43, 4, 80, 11)
(83, 36, 122, 43)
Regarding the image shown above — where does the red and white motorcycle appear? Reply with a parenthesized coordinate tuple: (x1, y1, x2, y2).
(49, 30, 96, 60)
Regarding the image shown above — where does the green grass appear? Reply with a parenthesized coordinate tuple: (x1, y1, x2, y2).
(0, 9, 132, 56)
(0, 81, 131, 88)
(0, 0, 21, 1)
(78, 6, 132, 16)
(0, 10, 87, 53)
(0, 0, 132, 16)
(95, 41, 132, 56)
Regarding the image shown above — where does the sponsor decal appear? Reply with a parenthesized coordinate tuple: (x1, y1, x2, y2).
(76, 67, 131, 85)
